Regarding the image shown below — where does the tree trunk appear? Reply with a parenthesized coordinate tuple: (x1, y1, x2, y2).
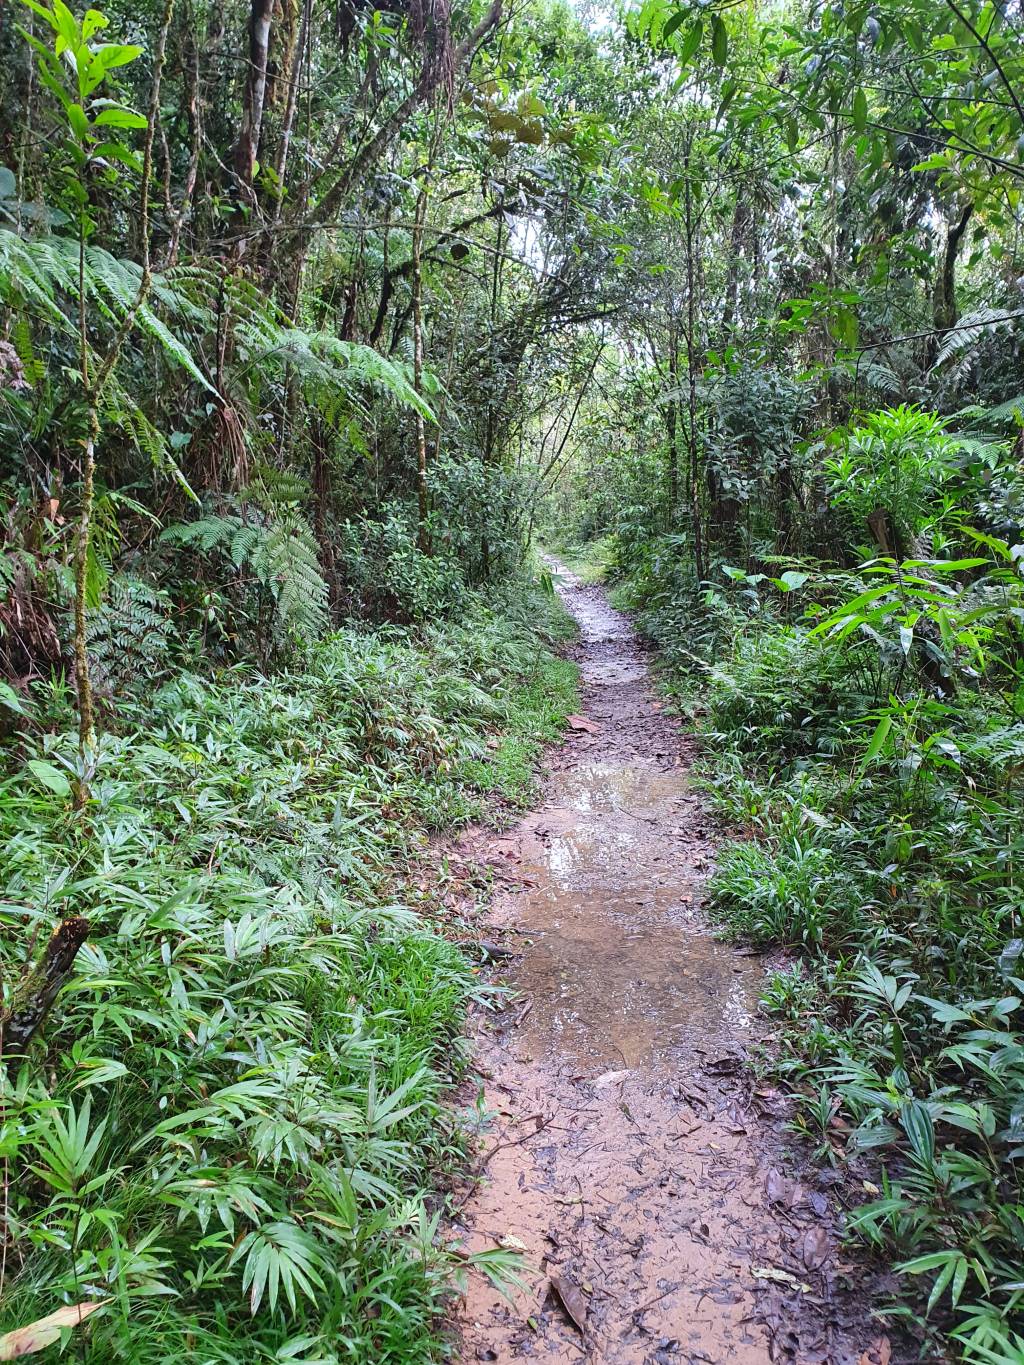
(272, 0, 311, 223)
(666, 323, 680, 527)
(720, 192, 749, 336)
(933, 201, 974, 335)
(682, 147, 706, 584)
(1, 917, 91, 1075)
(412, 185, 431, 554)
(235, 0, 275, 200)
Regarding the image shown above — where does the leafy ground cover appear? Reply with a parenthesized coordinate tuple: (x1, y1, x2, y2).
(0, 578, 576, 1364)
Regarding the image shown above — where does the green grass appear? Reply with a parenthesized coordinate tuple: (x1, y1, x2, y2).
(460, 653, 579, 810)
(0, 579, 579, 1363)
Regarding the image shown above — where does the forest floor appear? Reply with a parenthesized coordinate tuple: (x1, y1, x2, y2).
(447, 565, 894, 1365)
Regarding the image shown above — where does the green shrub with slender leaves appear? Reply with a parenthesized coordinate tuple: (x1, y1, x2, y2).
(0, 581, 576, 1362)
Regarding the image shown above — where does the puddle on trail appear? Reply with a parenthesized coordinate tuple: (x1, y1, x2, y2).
(451, 566, 871, 1365)
(508, 762, 755, 1071)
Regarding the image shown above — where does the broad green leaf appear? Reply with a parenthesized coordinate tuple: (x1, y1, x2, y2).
(711, 14, 727, 66)
(81, 8, 108, 38)
(26, 759, 71, 797)
(852, 88, 868, 133)
(18, 0, 61, 34)
(0, 682, 28, 716)
(776, 569, 809, 592)
(676, 18, 703, 66)
(92, 107, 147, 129)
(661, 9, 687, 40)
(860, 712, 892, 768)
(67, 103, 91, 142)
(93, 42, 142, 70)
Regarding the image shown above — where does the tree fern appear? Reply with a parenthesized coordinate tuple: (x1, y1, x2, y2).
(0, 230, 207, 386)
(239, 324, 435, 422)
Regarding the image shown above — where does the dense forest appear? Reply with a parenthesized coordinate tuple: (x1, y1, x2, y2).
(1, 0, 1023, 1357)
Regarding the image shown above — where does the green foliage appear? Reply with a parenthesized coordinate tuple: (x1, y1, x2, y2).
(161, 511, 330, 644)
(824, 408, 963, 554)
(712, 835, 871, 950)
(0, 582, 578, 1360)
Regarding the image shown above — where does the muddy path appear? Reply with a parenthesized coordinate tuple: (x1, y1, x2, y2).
(449, 567, 887, 1365)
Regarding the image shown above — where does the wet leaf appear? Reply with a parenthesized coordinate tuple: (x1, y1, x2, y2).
(765, 1168, 803, 1208)
(0, 1301, 109, 1358)
(800, 1225, 829, 1270)
(566, 714, 601, 734)
(751, 1266, 811, 1293)
(549, 1273, 588, 1334)
(704, 1053, 742, 1074)
(25, 759, 71, 797)
(593, 1068, 630, 1089)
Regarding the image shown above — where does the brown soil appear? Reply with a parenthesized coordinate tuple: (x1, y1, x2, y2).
(447, 567, 893, 1365)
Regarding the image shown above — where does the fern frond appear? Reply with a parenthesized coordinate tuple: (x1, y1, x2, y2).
(85, 573, 175, 688)
(238, 325, 435, 422)
(161, 511, 329, 641)
(932, 308, 1020, 371)
(978, 393, 1024, 424)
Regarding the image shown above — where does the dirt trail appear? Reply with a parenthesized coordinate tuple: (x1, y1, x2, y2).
(450, 567, 881, 1365)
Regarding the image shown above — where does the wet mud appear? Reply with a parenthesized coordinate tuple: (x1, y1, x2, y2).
(449, 568, 888, 1365)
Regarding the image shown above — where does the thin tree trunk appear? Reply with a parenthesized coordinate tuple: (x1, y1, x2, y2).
(933, 201, 974, 335)
(720, 191, 748, 336)
(234, 0, 275, 200)
(412, 184, 430, 553)
(483, 211, 504, 463)
(666, 320, 679, 526)
(73, 0, 173, 789)
(272, 0, 312, 224)
(682, 145, 706, 584)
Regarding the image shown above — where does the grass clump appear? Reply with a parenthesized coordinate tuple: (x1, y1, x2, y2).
(0, 581, 577, 1363)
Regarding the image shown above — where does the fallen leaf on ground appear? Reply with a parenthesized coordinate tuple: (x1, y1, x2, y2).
(593, 1068, 630, 1089)
(857, 1337, 892, 1365)
(751, 1267, 812, 1293)
(704, 1053, 742, 1074)
(566, 714, 601, 734)
(0, 1301, 110, 1359)
(549, 1273, 588, 1334)
(765, 1168, 804, 1209)
(800, 1225, 830, 1270)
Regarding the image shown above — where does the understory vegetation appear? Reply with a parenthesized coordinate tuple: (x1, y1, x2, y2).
(2, 582, 576, 1362)
(571, 441, 1024, 1362)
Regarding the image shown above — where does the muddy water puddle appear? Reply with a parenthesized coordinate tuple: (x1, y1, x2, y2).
(451, 567, 874, 1365)
(507, 763, 755, 1071)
